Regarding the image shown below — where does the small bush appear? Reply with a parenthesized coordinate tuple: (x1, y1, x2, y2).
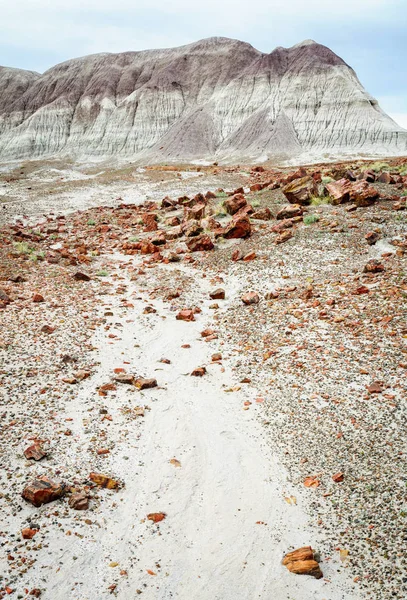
(310, 196, 330, 206)
(303, 214, 320, 225)
(96, 270, 109, 277)
(215, 191, 228, 198)
(14, 241, 32, 254)
(251, 200, 260, 208)
(87, 219, 96, 226)
(322, 176, 334, 185)
(368, 161, 390, 173)
(400, 189, 407, 197)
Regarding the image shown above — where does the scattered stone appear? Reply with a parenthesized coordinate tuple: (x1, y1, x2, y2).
(186, 234, 214, 252)
(89, 473, 118, 489)
(364, 260, 384, 273)
(276, 204, 303, 220)
(243, 251, 256, 261)
(332, 472, 344, 483)
(134, 378, 157, 390)
(368, 382, 383, 394)
(176, 310, 195, 321)
(365, 231, 381, 245)
(191, 366, 206, 377)
(24, 443, 47, 461)
(147, 512, 166, 523)
(209, 288, 225, 300)
(275, 230, 293, 244)
(69, 491, 89, 510)
(73, 271, 91, 281)
(32, 293, 45, 303)
(0, 289, 12, 305)
(22, 476, 66, 507)
(242, 292, 259, 305)
(251, 207, 272, 220)
(114, 373, 134, 384)
(212, 353, 222, 361)
(282, 546, 323, 579)
(21, 528, 39, 540)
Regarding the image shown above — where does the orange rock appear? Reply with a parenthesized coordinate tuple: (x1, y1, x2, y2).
(89, 473, 118, 489)
(282, 546, 323, 579)
(304, 476, 320, 488)
(191, 366, 206, 377)
(32, 293, 45, 303)
(147, 512, 166, 523)
(23, 443, 46, 461)
(21, 528, 39, 539)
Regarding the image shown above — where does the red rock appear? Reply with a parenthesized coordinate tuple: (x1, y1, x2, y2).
(161, 196, 176, 209)
(377, 172, 392, 184)
(24, 443, 46, 461)
(350, 181, 380, 207)
(205, 190, 217, 199)
(251, 207, 272, 220)
(212, 353, 222, 361)
(276, 204, 303, 220)
(250, 183, 264, 192)
(165, 226, 182, 240)
(364, 260, 384, 273)
(222, 216, 251, 239)
(0, 289, 12, 304)
(69, 491, 89, 510)
(191, 366, 206, 377)
(325, 178, 352, 204)
(243, 251, 256, 261)
(367, 382, 383, 394)
(353, 285, 369, 295)
(271, 219, 293, 233)
(41, 324, 55, 334)
(224, 194, 247, 215)
(165, 216, 180, 227)
(186, 234, 214, 252)
(22, 476, 66, 507)
(183, 222, 203, 237)
(134, 378, 157, 390)
(140, 241, 157, 255)
(21, 528, 38, 539)
(201, 328, 215, 337)
(332, 472, 344, 483)
(73, 271, 91, 281)
(176, 309, 195, 321)
(142, 213, 158, 232)
(209, 288, 225, 300)
(32, 293, 44, 303)
(151, 232, 166, 246)
(365, 231, 380, 245)
(242, 292, 259, 305)
(282, 176, 318, 205)
(282, 546, 322, 579)
(231, 249, 243, 261)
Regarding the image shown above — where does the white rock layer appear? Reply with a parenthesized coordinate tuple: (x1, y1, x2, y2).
(0, 37, 405, 163)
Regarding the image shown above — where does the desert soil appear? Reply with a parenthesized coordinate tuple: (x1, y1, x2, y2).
(0, 159, 406, 600)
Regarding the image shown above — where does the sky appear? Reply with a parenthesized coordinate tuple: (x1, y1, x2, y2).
(1, 0, 406, 128)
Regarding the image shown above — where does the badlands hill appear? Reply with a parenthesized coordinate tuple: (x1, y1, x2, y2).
(0, 37, 406, 163)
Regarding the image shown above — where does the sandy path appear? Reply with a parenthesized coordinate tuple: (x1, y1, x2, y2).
(31, 256, 358, 600)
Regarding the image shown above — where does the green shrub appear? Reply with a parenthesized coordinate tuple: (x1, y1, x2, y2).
(303, 214, 320, 225)
(310, 196, 330, 206)
(321, 176, 334, 185)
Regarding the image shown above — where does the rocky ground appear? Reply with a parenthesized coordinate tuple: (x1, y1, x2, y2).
(0, 157, 406, 599)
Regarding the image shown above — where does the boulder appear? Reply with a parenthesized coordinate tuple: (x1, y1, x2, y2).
(73, 271, 91, 281)
(183, 222, 203, 237)
(186, 234, 214, 252)
(325, 178, 352, 204)
(69, 491, 89, 510)
(224, 194, 247, 215)
(134, 378, 157, 390)
(209, 288, 225, 300)
(281, 176, 318, 205)
(242, 292, 259, 305)
(364, 259, 384, 273)
(350, 181, 379, 207)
